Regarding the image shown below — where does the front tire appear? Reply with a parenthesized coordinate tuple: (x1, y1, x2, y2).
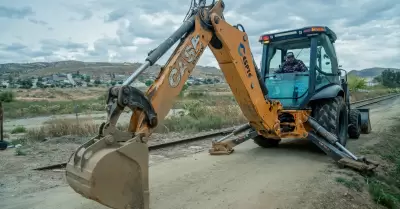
(312, 96, 348, 146)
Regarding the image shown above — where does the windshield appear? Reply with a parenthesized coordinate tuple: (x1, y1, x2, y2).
(262, 40, 312, 108)
(269, 48, 311, 73)
(264, 72, 309, 108)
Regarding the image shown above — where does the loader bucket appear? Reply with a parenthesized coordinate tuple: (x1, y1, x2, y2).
(357, 108, 371, 134)
(65, 137, 150, 209)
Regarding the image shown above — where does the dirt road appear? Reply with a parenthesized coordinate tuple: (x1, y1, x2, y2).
(2, 97, 399, 209)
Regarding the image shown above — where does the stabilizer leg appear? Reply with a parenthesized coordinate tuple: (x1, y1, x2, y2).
(307, 117, 379, 173)
(209, 123, 257, 155)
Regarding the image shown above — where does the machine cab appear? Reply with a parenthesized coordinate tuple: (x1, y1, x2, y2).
(259, 26, 341, 109)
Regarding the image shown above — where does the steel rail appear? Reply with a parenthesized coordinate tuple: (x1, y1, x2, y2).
(351, 93, 400, 108)
(33, 93, 400, 171)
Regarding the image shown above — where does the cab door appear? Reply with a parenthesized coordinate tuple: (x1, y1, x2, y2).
(314, 34, 340, 91)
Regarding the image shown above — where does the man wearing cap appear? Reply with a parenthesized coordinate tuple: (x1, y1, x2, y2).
(275, 52, 308, 73)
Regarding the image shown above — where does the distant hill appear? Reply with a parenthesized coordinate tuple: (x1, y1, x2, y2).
(348, 67, 400, 78)
(0, 60, 397, 79)
(0, 60, 222, 78)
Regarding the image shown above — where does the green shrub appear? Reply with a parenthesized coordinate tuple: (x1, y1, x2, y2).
(365, 123, 400, 209)
(348, 75, 367, 91)
(11, 126, 26, 134)
(0, 91, 15, 102)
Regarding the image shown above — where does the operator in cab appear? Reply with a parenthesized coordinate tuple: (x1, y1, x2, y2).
(275, 52, 308, 73)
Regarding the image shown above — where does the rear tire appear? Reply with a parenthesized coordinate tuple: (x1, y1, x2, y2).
(348, 109, 361, 139)
(253, 135, 281, 148)
(312, 96, 348, 146)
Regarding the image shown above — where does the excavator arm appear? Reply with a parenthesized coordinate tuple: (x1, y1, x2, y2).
(119, 0, 280, 140)
(65, 1, 377, 209)
(66, 1, 281, 208)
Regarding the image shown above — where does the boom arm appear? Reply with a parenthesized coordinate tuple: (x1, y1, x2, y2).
(65, 1, 282, 209)
(127, 1, 281, 140)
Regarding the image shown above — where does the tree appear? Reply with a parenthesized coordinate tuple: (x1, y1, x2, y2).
(85, 76, 91, 83)
(36, 81, 44, 88)
(179, 84, 189, 97)
(111, 81, 117, 86)
(94, 79, 101, 85)
(373, 75, 381, 83)
(348, 75, 367, 91)
(7, 75, 13, 84)
(145, 80, 153, 86)
(379, 69, 400, 88)
(0, 91, 15, 102)
(20, 79, 33, 89)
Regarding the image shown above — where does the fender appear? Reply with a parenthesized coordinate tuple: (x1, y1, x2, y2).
(310, 84, 344, 101)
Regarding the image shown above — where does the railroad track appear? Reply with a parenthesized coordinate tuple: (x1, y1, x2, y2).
(351, 93, 400, 108)
(34, 93, 400, 171)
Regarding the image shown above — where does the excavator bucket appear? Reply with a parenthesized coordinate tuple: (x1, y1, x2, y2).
(357, 108, 372, 134)
(65, 134, 150, 209)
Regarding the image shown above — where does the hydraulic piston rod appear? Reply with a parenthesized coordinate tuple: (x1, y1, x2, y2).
(123, 16, 196, 86)
(306, 116, 379, 172)
(307, 117, 358, 160)
(213, 123, 251, 143)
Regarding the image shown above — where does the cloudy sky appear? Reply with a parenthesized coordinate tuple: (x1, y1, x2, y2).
(0, 0, 399, 70)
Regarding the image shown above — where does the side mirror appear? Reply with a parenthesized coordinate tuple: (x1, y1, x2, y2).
(339, 69, 348, 81)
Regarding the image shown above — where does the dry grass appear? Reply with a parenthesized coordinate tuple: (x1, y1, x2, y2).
(3, 98, 106, 119)
(4, 84, 397, 119)
(17, 87, 399, 141)
(23, 98, 246, 141)
(14, 87, 108, 101)
(155, 101, 246, 133)
(27, 118, 100, 142)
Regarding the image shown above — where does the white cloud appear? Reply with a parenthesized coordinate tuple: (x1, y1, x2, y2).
(0, 0, 399, 71)
(133, 37, 154, 45)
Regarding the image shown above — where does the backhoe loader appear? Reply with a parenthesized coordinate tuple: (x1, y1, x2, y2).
(65, 0, 378, 208)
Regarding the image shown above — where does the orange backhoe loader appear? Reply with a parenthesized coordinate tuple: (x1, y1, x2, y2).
(65, 1, 378, 208)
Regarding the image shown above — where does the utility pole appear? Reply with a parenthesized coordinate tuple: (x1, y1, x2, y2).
(0, 101, 7, 150)
(0, 102, 3, 141)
